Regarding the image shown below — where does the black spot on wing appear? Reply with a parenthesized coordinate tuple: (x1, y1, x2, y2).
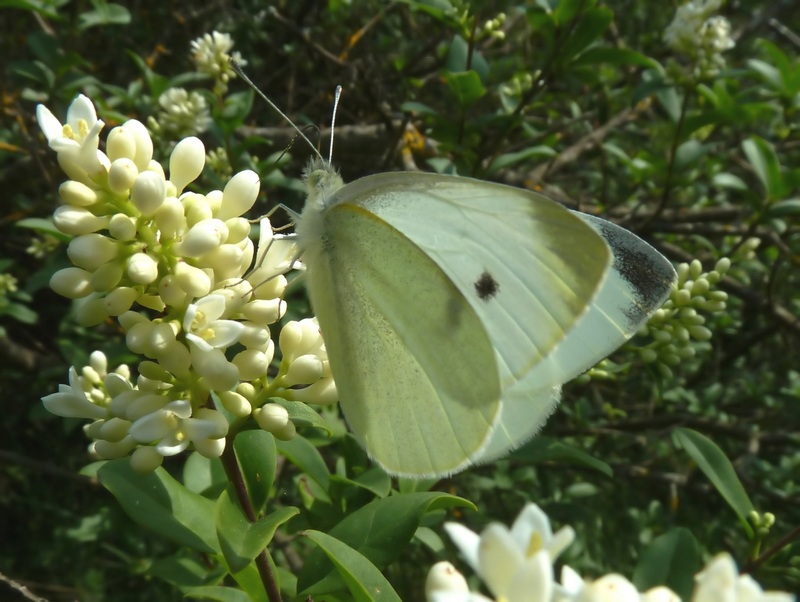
(474, 270, 500, 301)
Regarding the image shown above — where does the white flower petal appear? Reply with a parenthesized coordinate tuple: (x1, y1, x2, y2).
(478, 524, 525, 597)
(444, 523, 481, 573)
(506, 550, 553, 602)
(42, 388, 107, 419)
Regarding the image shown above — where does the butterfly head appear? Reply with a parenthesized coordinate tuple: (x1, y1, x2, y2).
(303, 157, 345, 209)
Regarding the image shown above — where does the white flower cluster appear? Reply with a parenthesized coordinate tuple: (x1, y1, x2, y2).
(148, 88, 212, 140)
(38, 94, 337, 472)
(427, 504, 794, 602)
(190, 31, 244, 94)
(637, 257, 731, 378)
(663, 0, 735, 78)
(0, 273, 19, 295)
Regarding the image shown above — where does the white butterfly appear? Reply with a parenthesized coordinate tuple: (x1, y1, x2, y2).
(292, 158, 676, 478)
(234, 69, 676, 477)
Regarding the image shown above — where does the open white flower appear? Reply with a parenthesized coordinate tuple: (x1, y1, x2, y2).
(443, 503, 570, 602)
(36, 94, 103, 152)
(693, 553, 794, 602)
(42, 366, 108, 420)
(184, 294, 245, 352)
(36, 94, 106, 176)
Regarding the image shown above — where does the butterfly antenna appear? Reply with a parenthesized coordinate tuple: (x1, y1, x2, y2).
(229, 57, 323, 161)
(328, 85, 343, 166)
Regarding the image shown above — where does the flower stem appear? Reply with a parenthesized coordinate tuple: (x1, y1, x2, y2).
(220, 440, 283, 602)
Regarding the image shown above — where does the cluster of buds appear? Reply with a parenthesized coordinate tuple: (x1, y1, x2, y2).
(190, 31, 244, 95)
(147, 88, 212, 141)
(637, 257, 731, 378)
(663, 0, 735, 78)
(38, 93, 337, 472)
(426, 503, 794, 602)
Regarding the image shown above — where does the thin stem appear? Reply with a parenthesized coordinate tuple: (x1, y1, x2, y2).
(742, 525, 800, 574)
(220, 442, 283, 602)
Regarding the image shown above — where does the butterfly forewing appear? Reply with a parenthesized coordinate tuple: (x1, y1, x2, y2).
(330, 172, 612, 391)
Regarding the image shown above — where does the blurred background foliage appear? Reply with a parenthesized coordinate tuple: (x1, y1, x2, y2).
(1, 0, 799, 600)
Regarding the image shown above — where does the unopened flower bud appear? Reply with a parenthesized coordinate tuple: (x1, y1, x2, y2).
(184, 194, 214, 226)
(155, 197, 186, 239)
(284, 354, 323, 386)
(178, 218, 228, 257)
(233, 349, 269, 381)
(93, 436, 137, 459)
(241, 299, 285, 325)
(127, 252, 159, 284)
(287, 378, 338, 405)
(99, 417, 132, 442)
(53, 205, 109, 235)
(174, 262, 212, 297)
(254, 403, 290, 432)
(156, 340, 192, 378)
(103, 286, 139, 315)
(59, 180, 98, 207)
(107, 126, 137, 162)
(51, 267, 93, 298)
(130, 445, 164, 473)
(218, 390, 252, 417)
(67, 233, 119, 270)
(108, 158, 139, 194)
(131, 170, 167, 216)
(688, 325, 712, 341)
(218, 169, 260, 220)
(169, 136, 205, 192)
(158, 275, 189, 307)
(225, 217, 250, 243)
(108, 213, 137, 241)
(121, 119, 153, 171)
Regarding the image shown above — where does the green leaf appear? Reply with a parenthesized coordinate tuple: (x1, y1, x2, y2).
(633, 527, 701, 601)
(234, 430, 277, 515)
(442, 70, 486, 106)
(3, 301, 38, 324)
(78, 0, 130, 29)
(183, 452, 227, 496)
(487, 146, 557, 174)
(766, 199, 800, 218)
(276, 435, 330, 490)
(445, 35, 489, 80)
(302, 530, 402, 602)
(98, 459, 219, 553)
(673, 428, 755, 536)
(712, 172, 748, 191)
(185, 586, 253, 602)
(552, 0, 590, 25)
(509, 437, 613, 477)
(273, 399, 332, 434)
(560, 7, 613, 63)
(400, 101, 439, 116)
(331, 466, 393, 498)
(16, 217, 71, 242)
(215, 486, 298, 573)
(150, 554, 214, 589)
(742, 136, 784, 200)
(298, 492, 474, 594)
